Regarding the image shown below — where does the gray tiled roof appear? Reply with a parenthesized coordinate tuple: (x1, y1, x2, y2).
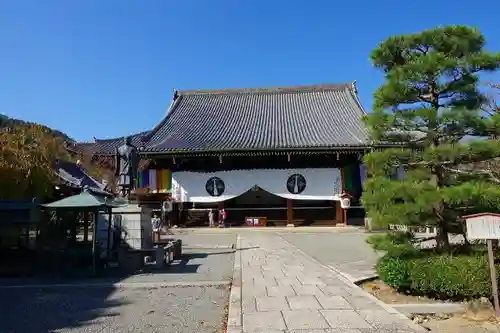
(72, 131, 150, 155)
(143, 83, 370, 152)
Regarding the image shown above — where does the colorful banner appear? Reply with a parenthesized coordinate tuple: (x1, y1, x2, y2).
(160, 169, 171, 193)
(149, 169, 157, 191)
(136, 169, 172, 193)
(137, 169, 150, 188)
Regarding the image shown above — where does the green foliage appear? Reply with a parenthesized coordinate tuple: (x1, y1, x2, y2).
(0, 115, 108, 200)
(366, 231, 417, 255)
(0, 114, 74, 142)
(377, 255, 411, 290)
(0, 124, 71, 199)
(361, 25, 500, 248)
(407, 253, 492, 299)
(376, 250, 497, 300)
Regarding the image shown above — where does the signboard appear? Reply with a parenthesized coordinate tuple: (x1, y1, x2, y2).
(462, 213, 500, 317)
(464, 213, 500, 240)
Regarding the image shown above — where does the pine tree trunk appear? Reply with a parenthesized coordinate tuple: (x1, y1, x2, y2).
(436, 224, 450, 250)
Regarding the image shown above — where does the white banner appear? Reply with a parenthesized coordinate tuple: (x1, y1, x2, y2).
(172, 168, 342, 203)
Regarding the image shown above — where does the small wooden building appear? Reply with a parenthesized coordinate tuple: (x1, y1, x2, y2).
(75, 83, 375, 227)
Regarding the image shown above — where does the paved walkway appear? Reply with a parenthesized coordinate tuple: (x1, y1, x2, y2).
(278, 232, 380, 283)
(228, 233, 426, 333)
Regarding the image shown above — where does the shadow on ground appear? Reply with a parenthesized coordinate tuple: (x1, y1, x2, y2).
(0, 237, 242, 332)
(0, 286, 125, 333)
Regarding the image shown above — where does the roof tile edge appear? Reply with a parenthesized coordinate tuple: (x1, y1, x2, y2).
(178, 82, 354, 96)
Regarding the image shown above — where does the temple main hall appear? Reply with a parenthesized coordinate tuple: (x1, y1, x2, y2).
(74, 83, 373, 227)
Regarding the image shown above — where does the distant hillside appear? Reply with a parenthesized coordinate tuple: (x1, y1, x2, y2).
(0, 114, 74, 142)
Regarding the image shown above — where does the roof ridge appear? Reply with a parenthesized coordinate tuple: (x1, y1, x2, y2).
(93, 130, 151, 143)
(142, 94, 184, 143)
(178, 82, 354, 96)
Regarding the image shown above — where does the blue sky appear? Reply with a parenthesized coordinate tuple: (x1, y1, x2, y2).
(1, 0, 499, 142)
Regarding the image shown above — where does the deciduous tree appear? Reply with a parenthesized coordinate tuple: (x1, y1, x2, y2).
(0, 124, 70, 199)
(362, 26, 500, 249)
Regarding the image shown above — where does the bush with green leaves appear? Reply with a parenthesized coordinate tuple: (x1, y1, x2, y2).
(366, 231, 417, 255)
(377, 254, 411, 290)
(376, 249, 498, 300)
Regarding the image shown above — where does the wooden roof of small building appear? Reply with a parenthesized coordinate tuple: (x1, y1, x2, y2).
(72, 82, 371, 155)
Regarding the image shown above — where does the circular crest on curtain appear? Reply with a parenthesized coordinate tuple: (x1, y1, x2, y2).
(287, 174, 306, 194)
(205, 177, 225, 196)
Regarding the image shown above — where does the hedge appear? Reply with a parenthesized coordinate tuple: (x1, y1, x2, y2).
(377, 251, 498, 300)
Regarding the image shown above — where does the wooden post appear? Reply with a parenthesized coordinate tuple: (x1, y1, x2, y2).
(92, 210, 98, 276)
(487, 239, 500, 317)
(83, 211, 89, 242)
(339, 166, 346, 225)
(286, 199, 293, 225)
(70, 211, 77, 245)
(106, 208, 112, 266)
(336, 201, 343, 224)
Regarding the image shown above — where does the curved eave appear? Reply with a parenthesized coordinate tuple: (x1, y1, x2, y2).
(143, 144, 370, 154)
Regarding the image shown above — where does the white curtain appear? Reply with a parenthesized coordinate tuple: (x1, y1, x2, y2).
(172, 168, 342, 203)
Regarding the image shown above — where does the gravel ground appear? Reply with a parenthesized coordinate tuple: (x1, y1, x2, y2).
(0, 248, 235, 287)
(0, 238, 235, 333)
(0, 285, 229, 333)
(279, 231, 381, 280)
(118, 248, 235, 285)
(168, 231, 237, 249)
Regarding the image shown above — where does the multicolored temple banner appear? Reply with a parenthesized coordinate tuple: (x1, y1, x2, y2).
(171, 168, 342, 203)
(137, 169, 172, 193)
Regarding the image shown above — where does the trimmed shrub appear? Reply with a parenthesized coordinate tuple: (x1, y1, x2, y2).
(376, 250, 499, 300)
(377, 254, 410, 290)
(406, 253, 492, 300)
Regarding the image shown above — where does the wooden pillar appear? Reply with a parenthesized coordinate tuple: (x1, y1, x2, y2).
(70, 211, 77, 245)
(335, 201, 343, 224)
(106, 208, 112, 264)
(286, 199, 293, 225)
(91, 210, 98, 276)
(339, 166, 347, 225)
(83, 211, 89, 242)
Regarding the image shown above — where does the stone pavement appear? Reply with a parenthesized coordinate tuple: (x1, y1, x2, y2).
(227, 233, 426, 333)
(279, 232, 380, 283)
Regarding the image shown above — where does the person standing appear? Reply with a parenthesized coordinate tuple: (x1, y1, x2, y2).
(208, 209, 215, 228)
(219, 208, 227, 228)
(151, 214, 161, 242)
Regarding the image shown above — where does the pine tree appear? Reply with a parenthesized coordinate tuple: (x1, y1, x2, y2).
(362, 26, 500, 249)
(483, 81, 500, 116)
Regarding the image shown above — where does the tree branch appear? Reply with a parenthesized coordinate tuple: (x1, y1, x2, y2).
(442, 166, 500, 183)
